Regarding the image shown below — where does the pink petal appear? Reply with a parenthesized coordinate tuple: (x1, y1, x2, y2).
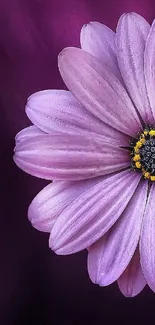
(118, 248, 146, 297)
(80, 22, 122, 80)
(26, 89, 129, 146)
(140, 183, 155, 292)
(87, 180, 148, 285)
(15, 125, 45, 144)
(49, 170, 141, 255)
(144, 19, 155, 121)
(14, 133, 129, 181)
(58, 47, 141, 136)
(116, 12, 153, 124)
(28, 178, 103, 233)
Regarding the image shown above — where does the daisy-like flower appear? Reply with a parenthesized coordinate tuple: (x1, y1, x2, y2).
(14, 12, 155, 297)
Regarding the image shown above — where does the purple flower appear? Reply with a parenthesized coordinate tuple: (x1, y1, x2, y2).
(14, 12, 155, 297)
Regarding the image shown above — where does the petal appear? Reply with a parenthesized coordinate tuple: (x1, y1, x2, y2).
(118, 248, 146, 297)
(50, 169, 141, 255)
(140, 182, 155, 292)
(58, 47, 141, 136)
(26, 89, 129, 146)
(144, 19, 155, 121)
(15, 125, 45, 144)
(88, 180, 148, 285)
(80, 22, 122, 80)
(28, 178, 104, 233)
(116, 12, 153, 124)
(14, 133, 129, 181)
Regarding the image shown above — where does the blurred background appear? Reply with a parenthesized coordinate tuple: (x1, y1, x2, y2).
(0, 0, 155, 324)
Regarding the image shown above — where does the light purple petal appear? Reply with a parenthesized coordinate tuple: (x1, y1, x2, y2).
(58, 47, 141, 136)
(49, 170, 141, 255)
(26, 89, 129, 146)
(140, 183, 155, 292)
(144, 19, 155, 121)
(88, 180, 148, 285)
(15, 125, 44, 144)
(28, 177, 104, 233)
(116, 12, 153, 124)
(80, 22, 122, 80)
(14, 133, 130, 181)
(118, 248, 146, 297)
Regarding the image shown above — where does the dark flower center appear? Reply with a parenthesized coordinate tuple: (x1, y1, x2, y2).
(131, 128, 155, 181)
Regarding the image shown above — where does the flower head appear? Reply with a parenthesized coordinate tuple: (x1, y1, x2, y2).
(14, 12, 155, 297)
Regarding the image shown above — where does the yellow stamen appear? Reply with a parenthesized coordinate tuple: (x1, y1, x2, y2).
(134, 147, 139, 154)
(133, 154, 140, 162)
(135, 161, 141, 169)
(149, 130, 155, 136)
(139, 138, 146, 145)
(143, 171, 151, 179)
(134, 141, 143, 152)
(131, 129, 155, 181)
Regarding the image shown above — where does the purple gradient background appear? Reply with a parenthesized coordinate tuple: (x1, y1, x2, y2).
(1, 0, 155, 324)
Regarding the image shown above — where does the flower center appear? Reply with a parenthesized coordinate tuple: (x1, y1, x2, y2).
(131, 128, 155, 181)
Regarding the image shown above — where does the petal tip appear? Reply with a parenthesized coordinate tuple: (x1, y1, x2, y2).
(27, 91, 41, 102)
(81, 22, 88, 30)
(118, 12, 141, 24)
(58, 47, 71, 61)
(120, 288, 137, 298)
(82, 21, 99, 29)
(58, 47, 80, 61)
(27, 90, 45, 102)
(58, 47, 73, 70)
(49, 241, 63, 255)
(27, 204, 33, 222)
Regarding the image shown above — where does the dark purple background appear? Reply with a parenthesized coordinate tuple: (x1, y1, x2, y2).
(1, 0, 155, 324)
